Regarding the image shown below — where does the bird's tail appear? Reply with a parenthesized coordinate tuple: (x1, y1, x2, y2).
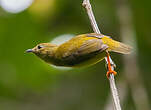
(110, 41, 132, 54)
(102, 36, 132, 54)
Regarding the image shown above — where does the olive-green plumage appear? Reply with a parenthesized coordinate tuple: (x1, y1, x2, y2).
(26, 33, 131, 67)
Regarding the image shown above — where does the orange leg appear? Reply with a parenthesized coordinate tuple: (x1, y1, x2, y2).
(106, 52, 117, 78)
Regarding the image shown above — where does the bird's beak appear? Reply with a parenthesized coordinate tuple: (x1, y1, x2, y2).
(26, 49, 33, 53)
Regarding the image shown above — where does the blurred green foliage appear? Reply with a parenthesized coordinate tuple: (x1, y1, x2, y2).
(0, 0, 150, 110)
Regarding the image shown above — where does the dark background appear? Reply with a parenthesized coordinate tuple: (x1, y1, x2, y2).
(0, 0, 150, 110)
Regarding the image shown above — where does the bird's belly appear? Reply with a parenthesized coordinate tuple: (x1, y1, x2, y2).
(54, 51, 106, 67)
(73, 51, 106, 67)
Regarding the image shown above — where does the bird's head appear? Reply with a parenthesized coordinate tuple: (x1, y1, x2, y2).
(26, 43, 58, 59)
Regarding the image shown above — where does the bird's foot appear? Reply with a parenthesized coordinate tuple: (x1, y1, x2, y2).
(106, 51, 117, 79)
(106, 70, 117, 79)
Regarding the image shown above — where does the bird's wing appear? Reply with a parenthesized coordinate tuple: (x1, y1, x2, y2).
(59, 38, 108, 58)
(56, 34, 108, 59)
(76, 39, 108, 56)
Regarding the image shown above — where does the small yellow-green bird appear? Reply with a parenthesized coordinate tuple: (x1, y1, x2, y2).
(26, 33, 131, 77)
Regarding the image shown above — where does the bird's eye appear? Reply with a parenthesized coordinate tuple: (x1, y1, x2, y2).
(37, 45, 43, 49)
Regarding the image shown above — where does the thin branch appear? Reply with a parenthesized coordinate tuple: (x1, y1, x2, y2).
(82, 0, 121, 110)
(109, 74, 122, 110)
(104, 78, 128, 110)
(82, 0, 100, 34)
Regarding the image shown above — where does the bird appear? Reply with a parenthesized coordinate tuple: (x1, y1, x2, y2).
(26, 33, 131, 78)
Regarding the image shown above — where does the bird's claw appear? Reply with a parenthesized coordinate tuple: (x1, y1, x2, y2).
(106, 70, 117, 79)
